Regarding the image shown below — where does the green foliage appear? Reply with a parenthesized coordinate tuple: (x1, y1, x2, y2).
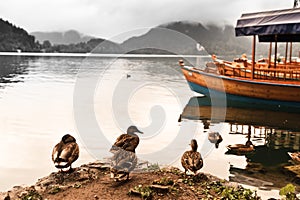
(153, 177, 174, 186)
(20, 190, 43, 200)
(280, 184, 298, 200)
(128, 185, 153, 199)
(203, 181, 260, 200)
(48, 186, 61, 194)
(144, 163, 160, 172)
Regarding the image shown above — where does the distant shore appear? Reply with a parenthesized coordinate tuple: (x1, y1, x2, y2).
(0, 52, 211, 58)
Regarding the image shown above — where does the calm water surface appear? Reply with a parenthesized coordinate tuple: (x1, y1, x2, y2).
(0, 54, 299, 199)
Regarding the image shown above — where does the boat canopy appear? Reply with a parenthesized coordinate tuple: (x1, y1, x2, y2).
(235, 7, 300, 42)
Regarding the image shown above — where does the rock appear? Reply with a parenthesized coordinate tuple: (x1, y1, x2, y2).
(149, 184, 170, 191)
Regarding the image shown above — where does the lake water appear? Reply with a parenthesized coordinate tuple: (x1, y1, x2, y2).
(0, 54, 299, 199)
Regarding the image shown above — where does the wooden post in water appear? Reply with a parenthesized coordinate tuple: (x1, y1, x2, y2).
(251, 35, 256, 79)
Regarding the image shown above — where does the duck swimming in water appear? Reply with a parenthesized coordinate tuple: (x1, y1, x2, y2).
(110, 126, 143, 181)
(226, 140, 254, 155)
(181, 139, 203, 175)
(208, 132, 223, 148)
(52, 134, 79, 172)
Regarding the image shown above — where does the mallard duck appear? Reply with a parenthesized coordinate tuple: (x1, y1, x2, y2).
(52, 134, 79, 172)
(226, 140, 254, 155)
(110, 126, 143, 181)
(288, 152, 300, 164)
(110, 148, 137, 181)
(181, 139, 203, 175)
(110, 125, 143, 153)
(208, 132, 223, 148)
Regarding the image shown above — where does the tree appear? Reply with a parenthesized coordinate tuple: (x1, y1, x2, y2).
(42, 40, 51, 49)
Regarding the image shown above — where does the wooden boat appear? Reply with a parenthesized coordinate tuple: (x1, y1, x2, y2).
(180, 8, 300, 105)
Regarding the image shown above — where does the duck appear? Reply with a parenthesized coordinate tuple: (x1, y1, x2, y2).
(110, 125, 143, 153)
(110, 125, 143, 181)
(226, 140, 254, 155)
(181, 139, 203, 175)
(288, 152, 300, 164)
(52, 134, 79, 172)
(208, 132, 223, 148)
(110, 148, 137, 181)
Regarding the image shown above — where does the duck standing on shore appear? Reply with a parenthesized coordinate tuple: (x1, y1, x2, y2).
(110, 125, 143, 181)
(110, 125, 143, 153)
(181, 139, 203, 175)
(52, 134, 79, 172)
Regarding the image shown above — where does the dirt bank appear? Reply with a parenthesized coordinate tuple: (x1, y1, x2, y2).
(0, 161, 263, 200)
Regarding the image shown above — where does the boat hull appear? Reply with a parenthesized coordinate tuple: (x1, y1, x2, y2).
(181, 66, 300, 105)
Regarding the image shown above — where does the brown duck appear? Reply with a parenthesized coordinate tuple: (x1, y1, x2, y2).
(110, 148, 138, 181)
(110, 126, 143, 181)
(181, 139, 203, 175)
(226, 140, 254, 155)
(52, 134, 79, 172)
(110, 125, 143, 153)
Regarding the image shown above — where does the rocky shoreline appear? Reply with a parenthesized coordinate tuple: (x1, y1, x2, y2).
(0, 161, 264, 200)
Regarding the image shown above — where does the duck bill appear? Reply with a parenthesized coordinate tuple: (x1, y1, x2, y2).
(135, 127, 143, 134)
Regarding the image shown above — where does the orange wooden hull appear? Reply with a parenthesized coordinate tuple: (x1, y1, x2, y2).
(181, 66, 300, 103)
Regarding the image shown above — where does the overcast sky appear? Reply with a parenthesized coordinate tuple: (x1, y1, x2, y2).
(0, 0, 295, 42)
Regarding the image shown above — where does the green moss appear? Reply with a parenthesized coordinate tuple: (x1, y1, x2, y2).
(21, 190, 43, 200)
(128, 185, 153, 199)
(48, 186, 61, 194)
(143, 163, 160, 172)
(280, 184, 298, 200)
(153, 177, 174, 186)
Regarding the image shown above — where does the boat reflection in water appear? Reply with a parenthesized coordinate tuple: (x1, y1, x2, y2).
(181, 96, 300, 191)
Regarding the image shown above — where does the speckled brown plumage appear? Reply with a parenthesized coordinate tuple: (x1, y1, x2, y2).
(110, 126, 142, 181)
(181, 139, 203, 175)
(110, 148, 137, 181)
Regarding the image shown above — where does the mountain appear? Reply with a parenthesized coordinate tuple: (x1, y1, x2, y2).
(121, 21, 252, 56)
(0, 18, 255, 55)
(31, 30, 94, 45)
(0, 18, 37, 52)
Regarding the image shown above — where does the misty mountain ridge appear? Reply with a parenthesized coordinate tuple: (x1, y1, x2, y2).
(30, 21, 254, 55)
(121, 21, 252, 55)
(0, 18, 257, 55)
(31, 30, 94, 45)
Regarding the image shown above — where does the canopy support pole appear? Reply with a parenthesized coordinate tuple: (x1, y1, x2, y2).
(285, 42, 288, 67)
(290, 42, 293, 63)
(274, 35, 278, 69)
(251, 35, 256, 79)
(268, 42, 272, 67)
